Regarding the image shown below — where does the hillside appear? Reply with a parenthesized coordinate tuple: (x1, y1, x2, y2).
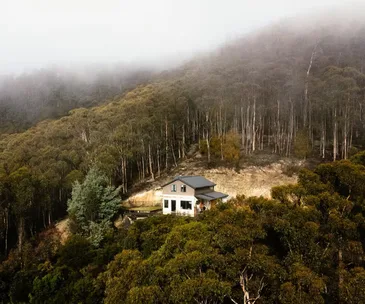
(0, 65, 155, 133)
(3, 152, 365, 303)
(126, 155, 301, 207)
(3, 4, 365, 303)
(1, 6, 365, 259)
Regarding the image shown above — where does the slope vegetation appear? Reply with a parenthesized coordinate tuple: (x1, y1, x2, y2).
(1, 6, 365, 255)
(3, 152, 365, 303)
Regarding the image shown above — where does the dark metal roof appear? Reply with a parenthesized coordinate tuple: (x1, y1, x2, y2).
(195, 191, 228, 201)
(162, 175, 216, 189)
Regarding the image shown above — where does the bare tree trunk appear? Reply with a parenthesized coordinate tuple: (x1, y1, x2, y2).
(349, 122, 353, 153)
(218, 105, 224, 160)
(148, 144, 154, 180)
(343, 108, 348, 160)
(182, 124, 186, 158)
(5, 209, 8, 254)
(333, 108, 338, 161)
(241, 106, 245, 149)
(359, 102, 363, 122)
(343, 99, 351, 160)
(141, 156, 145, 179)
(257, 114, 261, 151)
(246, 105, 250, 154)
(234, 105, 238, 133)
(120, 156, 126, 193)
(304, 43, 318, 128)
(157, 147, 161, 177)
(205, 112, 211, 162)
(239, 267, 265, 304)
(268, 117, 272, 150)
(275, 100, 280, 154)
(287, 98, 294, 156)
(48, 210, 51, 226)
(261, 116, 265, 150)
(171, 142, 177, 167)
(18, 217, 25, 252)
(124, 158, 128, 193)
(42, 210, 46, 228)
(321, 120, 326, 159)
(165, 119, 169, 169)
(206, 132, 211, 163)
(252, 96, 256, 152)
(137, 160, 141, 181)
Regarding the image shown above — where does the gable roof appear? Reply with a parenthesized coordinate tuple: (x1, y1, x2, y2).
(162, 176, 216, 189)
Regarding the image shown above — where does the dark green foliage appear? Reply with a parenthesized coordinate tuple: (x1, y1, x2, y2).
(56, 235, 94, 270)
(9, 270, 38, 303)
(350, 150, 365, 166)
(2, 152, 365, 302)
(67, 167, 121, 246)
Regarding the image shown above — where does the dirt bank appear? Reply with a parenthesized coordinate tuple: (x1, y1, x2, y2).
(125, 158, 301, 207)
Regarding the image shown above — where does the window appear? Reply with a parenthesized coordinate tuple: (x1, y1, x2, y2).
(164, 199, 168, 208)
(181, 185, 186, 192)
(171, 184, 177, 192)
(181, 200, 192, 210)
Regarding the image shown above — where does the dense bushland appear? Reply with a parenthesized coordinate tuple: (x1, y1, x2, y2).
(2, 10, 365, 262)
(2, 152, 365, 303)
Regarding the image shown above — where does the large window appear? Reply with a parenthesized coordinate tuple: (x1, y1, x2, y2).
(181, 185, 186, 192)
(171, 184, 177, 192)
(164, 199, 168, 208)
(181, 200, 192, 210)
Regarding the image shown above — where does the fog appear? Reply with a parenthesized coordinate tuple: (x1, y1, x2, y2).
(0, 0, 358, 74)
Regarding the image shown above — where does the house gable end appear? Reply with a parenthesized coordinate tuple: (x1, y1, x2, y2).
(162, 179, 195, 196)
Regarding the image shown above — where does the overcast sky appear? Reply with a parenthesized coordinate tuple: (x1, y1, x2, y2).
(0, 0, 356, 74)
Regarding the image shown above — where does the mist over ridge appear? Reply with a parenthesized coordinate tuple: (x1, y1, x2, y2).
(1, 0, 359, 75)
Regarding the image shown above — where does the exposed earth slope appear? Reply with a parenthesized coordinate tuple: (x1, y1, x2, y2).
(125, 155, 302, 207)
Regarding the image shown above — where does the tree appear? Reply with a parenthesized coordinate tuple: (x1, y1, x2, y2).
(67, 167, 121, 246)
(9, 167, 35, 252)
(294, 129, 311, 159)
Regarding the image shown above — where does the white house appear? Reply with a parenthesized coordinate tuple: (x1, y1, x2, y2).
(161, 176, 228, 216)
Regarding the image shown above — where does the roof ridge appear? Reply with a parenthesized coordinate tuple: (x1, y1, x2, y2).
(162, 175, 216, 189)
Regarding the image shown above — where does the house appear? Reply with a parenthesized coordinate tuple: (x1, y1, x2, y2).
(161, 176, 228, 216)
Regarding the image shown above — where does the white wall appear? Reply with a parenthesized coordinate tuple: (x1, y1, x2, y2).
(162, 194, 197, 217)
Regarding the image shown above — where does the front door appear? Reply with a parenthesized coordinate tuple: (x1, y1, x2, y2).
(171, 200, 176, 212)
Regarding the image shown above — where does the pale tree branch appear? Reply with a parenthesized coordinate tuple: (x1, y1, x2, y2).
(239, 267, 266, 304)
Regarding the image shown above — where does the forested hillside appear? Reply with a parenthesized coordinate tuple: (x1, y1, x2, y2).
(165, 11, 365, 161)
(2, 153, 365, 303)
(0, 65, 154, 133)
(1, 9, 365, 267)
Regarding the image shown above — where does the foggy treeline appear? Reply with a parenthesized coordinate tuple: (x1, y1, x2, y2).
(164, 16, 365, 161)
(0, 64, 155, 132)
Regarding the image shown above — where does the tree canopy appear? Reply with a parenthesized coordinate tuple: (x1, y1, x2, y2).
(67, 167, 121, 246)
(0, 153, 365, 303)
